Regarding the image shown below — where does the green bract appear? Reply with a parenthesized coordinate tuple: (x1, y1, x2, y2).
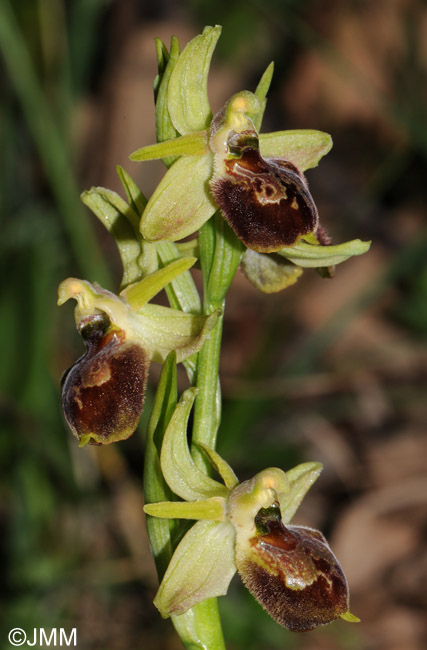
(130, 25, 370, 291)
(144, 388, 359, 631)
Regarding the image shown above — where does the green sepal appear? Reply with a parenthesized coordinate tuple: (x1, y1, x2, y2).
(144, 352, 178, 578)
(144, 496, 226, 521)
(140, 154, 216, 242)
(277, 239, 371, 268)
(160, 389, 229, 501)
(81, 187, 143, 287)
(121, 257, 196, 308)
(167, 25, 222, 135)
(259, 129, 333, 171)
(196, 443, 239, 490)
(155, 35, 181, 164)
(130, 131, 208, 162)
(153, 520, 236, 617)
(241, 249, 303, 293)
(252, 61, 274, 131)
(279, 462, 323, 524)
(132, 303, 220, 364)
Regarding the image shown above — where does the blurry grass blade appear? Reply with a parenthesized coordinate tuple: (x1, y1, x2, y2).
(0, 0, 110, 284)
(259, 130, 333, 171)
(167, 26, 221, 135)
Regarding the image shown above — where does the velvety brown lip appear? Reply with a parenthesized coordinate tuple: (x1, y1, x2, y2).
(61, 325, 148, 444)
(210, 145, 318, 252)
(237, 511, 349, 632)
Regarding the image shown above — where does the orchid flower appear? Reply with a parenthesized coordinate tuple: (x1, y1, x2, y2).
(130, 25, 370, 292)
(144, 388, 359, 631)
(58, 259, 218, 446)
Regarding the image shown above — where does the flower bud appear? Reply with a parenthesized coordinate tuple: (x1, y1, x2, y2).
(61, 313, 148, 446)
(210, 125, 318, 253)
(236, 503, 351, 631)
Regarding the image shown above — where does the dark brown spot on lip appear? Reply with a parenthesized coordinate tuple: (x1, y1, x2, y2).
(210, 146, 318, 252)
(61, 327, 148, 444)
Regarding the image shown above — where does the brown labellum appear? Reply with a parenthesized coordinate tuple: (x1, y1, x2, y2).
(236, 505, 350, 632)
(61, 314, 148, 445)
(210, 131, 318, 253)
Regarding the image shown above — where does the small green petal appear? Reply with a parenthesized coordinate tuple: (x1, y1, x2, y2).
(160, 389, 228, 501)
(133, 304, 219, 364)
(140, 154, 216, 242)
(241, 249, 303, 293)
(167, 25, 221, 135)
(279, 462, 323, 524)
(154, 520, 236, 617)
(259, 129, 333, 171)
(121, 257, 196, 308)
(196, 442, 239, 490)
(252, 61, 274, 131)
(277, 239, 371, 268)
(144, 496, 227, 521)
(130, 131, 208, 162)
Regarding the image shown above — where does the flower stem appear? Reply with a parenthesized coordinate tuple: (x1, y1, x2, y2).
(191, 310, 223, 468)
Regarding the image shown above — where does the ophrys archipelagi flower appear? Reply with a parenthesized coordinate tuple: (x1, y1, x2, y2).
(130, 26, 370, 292)
(58, 259, 218, 446)
(144, 388, 359, 631)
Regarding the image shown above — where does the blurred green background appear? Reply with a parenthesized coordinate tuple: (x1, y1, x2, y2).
(1, 1, 427, 649)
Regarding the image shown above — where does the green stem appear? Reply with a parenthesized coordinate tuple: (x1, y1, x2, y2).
(191, 215, 244, 468)
(191, 311, 223, 468)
